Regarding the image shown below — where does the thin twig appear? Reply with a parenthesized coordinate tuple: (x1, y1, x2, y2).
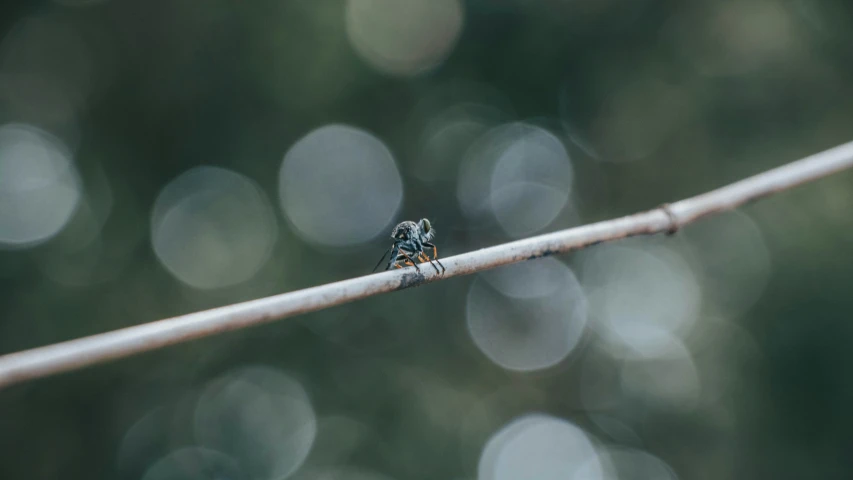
(2, 140, 853, 389)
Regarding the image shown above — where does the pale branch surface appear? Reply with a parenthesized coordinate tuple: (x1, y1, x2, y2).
(1, 140, 852, 389)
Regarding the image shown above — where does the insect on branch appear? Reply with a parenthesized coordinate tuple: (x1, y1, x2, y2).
(1, 140, 853, 389)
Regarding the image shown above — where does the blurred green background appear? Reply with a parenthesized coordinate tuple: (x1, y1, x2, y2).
(2, 0, 853, 479)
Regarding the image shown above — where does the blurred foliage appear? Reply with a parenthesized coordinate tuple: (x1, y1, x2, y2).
(2, 0, 853, 479)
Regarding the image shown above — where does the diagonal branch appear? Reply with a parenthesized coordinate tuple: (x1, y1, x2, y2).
(2, 140, 853, 389)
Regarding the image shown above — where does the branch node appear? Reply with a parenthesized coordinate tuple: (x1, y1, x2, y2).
(659, 203, 679, 235)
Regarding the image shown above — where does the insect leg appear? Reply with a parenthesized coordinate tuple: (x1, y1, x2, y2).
(393, 250, 409, 268)
(422, 242, 445, 273)
(373, 246, 393, 272)
(398, 244, 416, 266)
(397, 250, 421, 271)
(417, 251, 441, 274)
(422, 242, 439, 260)
(384, 244, 401, 271)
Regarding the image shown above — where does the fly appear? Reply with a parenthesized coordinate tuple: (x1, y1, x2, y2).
(372, 218, 446, 274)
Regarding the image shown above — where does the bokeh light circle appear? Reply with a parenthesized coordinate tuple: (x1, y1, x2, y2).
(458, 123, 574, 236)
(194, 365, 317, 480)
(580, 243, 702, 359)
(683, 211, 771, 317)
(665, 1, 797, 77)
(117, 406, 172, 479)
(0, 12, 98, 136)
(279, 124, 403, 247)
(490, 125, 573, 236)
(292, 466, 395, 480)
(588, 77, 693, 163)
(478, 413, 602, 480)
(151, 166, 277, 289)
(345, 0, 464, 76)
(466, 258, 587, 371)
(619, 337, 702, 409)
(307, 415, 374, 467)
(35, 165, 130, 287)
(688, 316, 762, 406)
(141, 447, 243, 480)
(587, 414, 642, 447)
(0, 123, 81, 248)
(602, 446, 679, 480)
(416, 103, 504, 182)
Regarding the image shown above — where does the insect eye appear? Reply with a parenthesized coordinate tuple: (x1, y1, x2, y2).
(420, 219, 431, 233)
